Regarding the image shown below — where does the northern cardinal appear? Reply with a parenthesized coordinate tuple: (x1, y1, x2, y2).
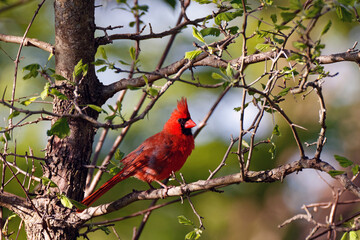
(79, 97, 196, 209)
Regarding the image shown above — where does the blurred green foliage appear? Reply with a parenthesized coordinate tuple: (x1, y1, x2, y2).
(0, 0, 360, 239)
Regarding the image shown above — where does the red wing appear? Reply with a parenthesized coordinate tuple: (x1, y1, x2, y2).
(120, 132, 175, 181)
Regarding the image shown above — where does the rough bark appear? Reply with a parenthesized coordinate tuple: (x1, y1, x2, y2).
(23, 0, 103, 239)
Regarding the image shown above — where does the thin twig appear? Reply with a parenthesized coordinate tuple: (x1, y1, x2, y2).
(9, 0, 47, 130)
(208, 136, 238, 180)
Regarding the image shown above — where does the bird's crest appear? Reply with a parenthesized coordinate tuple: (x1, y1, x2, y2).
(175, 97, 190, 119)
(163, 97, 194, 135)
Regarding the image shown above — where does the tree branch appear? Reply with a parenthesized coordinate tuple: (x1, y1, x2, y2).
(102, 49, 360, 103)
(0, 34, 54, 54)
(95, 6, 230, 46)
(0, 191, 32, 217)
(77, 157, 359, 221)
(316, 50, 360, 64)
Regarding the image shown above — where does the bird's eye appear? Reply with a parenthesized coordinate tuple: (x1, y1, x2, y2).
(178, 118, 188, 125)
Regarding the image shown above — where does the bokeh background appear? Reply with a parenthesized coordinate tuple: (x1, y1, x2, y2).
(0, 0, 360, 239)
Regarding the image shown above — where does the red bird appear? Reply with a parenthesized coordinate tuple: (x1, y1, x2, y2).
(80, 98, 196, 208)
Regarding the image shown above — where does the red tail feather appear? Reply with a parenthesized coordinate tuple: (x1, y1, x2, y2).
(79, 170, 133, 209)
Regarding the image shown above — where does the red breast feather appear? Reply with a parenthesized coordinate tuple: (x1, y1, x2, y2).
(133, 97, 196, 182)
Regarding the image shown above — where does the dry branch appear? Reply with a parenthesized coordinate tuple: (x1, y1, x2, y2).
(77, 158, 360, 221)
(0, 34, 54, 54)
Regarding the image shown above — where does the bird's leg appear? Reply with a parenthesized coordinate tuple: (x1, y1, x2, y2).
(154, 180, 169, 198)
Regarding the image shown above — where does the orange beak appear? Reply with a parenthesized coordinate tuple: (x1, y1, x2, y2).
(184, 119, 196, 129)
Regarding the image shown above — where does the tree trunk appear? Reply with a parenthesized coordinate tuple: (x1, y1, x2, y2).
(23, 0, 102, 238)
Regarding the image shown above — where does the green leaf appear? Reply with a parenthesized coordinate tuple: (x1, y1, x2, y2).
(200, 27, 220, 37)
(40, 83, 50, 100)
(40, 176, 58, 188)
(47, 52, 54, 61)
(226, 63, 233, 78)
(270, 14, 277, 23)
(264, 0, 273, 5)
(51, 74, 67, 81)
(336, 5, 353, 22)
(349, 231, 359, 240)
(215, 11, 243, 25)
(4, 132, 11, 141)
(2, 214, 17, 231)
(47, 117, 70, 139)
(328, 170, 345, 177)
(129, 21, 136, 27)
(320, 20, 332, 36)
(21, 96, 38, 106)
(108, 104, 116, 113)
(69, 199, 87, 211)
(133, 4, 149, 12)
(194, 228, 203, 239)
(162, 0, 177, 9)
(269, 142, 276, 159)
(211, 72, 224, 80)
(114, 148, 125, 161)
(289, 0, 302, 10)
(185, 230, 197, 240)
(143, 75, 149, 86)
(105, 115, 116, 121)
(192, 0, 212, 4)
(97, 66, 107, 73)
(287, 53, 304, 62)
(8, 110, 20, 119)
(255, 43, 270, 52)
(230, 0, 242, 9)
(109, 166, 121, 175)
(72, 60, 88, 79)
(73, 59, 84, 78)
(59, 194, 73, 209)
(273, 37, 284, 44)
(277, 6, 290, 10)
(87, 104, 103, 113)
(272, 124, 281, 136)
(352, 165, 359, 176)
(234, 103, 249, 112)
(129, 46, 136, 60)
(340, 232, 349, 240)
(99, 46, 108, 60)
(192, 27, 206, 43)
(334, 155, 353, 168)
(22, 63, 40, 80)
(274, 25, 292, 31)
(23, 63, 40, 72)
(228, 26, 239, 34)
(278, 87, 291, 97)
(241, 139, 250, 148)
(118, 59, 130, 66)
(148, 88, 158, 97)
(99, 226, 111, 235)
(305, 0, 324, 18)
(93, 59, 107, 66)
(280, 11, 297, 22)
(127, 85, 141, 90)
(178, 215, 193, 226)
(293, 41, 307, 50)
(50, 89, 68, 100)
(233, 106, 241, 112)
(185, 50, 202, 60)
